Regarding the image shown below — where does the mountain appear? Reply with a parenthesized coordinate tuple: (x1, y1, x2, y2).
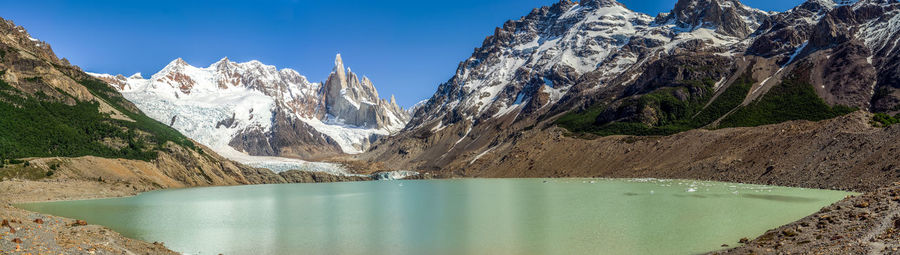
(0, 16, 350, 186)
(364, 0, 900, 172)
(91, 54, 410, 163)
(0, 17, 189, 162)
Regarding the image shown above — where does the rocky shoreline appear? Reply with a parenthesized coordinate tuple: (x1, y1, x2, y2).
(0, 179, 177, 254)
(712, 183, 900, 255)
(0, 202, 177, 255)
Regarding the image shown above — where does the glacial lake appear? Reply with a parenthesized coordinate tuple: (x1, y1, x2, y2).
(17, 179, 851, 255)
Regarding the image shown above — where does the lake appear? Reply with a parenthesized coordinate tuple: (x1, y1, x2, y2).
(17, 179, 851, 255)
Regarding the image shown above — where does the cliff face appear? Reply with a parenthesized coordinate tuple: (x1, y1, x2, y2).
(323, 54, 406, 131)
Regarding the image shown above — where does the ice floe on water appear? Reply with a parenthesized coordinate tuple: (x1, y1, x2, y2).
(543, 178, 788, 195)
(371, 170, 420, 180)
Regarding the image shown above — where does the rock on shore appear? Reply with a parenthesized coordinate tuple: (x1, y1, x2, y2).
(712, 183, 900, 254)
(0, 202, 177, 254)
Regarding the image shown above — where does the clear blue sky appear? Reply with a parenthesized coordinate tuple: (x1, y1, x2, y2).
(1, 0, 802, 107)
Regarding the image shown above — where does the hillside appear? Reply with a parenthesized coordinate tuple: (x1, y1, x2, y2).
(363, 0, 900, 174)
(0, 21, 194, 163)
(0, 16, 372, 186)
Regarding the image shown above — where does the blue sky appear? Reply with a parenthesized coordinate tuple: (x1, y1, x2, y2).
(1, 0, 802, 107)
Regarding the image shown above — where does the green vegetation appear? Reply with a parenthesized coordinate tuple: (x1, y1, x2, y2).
(0, 159, 51, 180)
(872, 113, 900, 127)
(691, 75, 753, 126)
(555, 103, 607, 132)
(0, 76, 195, 162)
(718, 78, 856, 128)
(557, 80, 714, 136)
(632, 80, 713, 128)
(557, 73, 856, 137)
(557, 76, 752, 136)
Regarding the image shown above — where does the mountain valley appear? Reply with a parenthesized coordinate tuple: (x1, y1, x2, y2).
(4, 0, 900, 253)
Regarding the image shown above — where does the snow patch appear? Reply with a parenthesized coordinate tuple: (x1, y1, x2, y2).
(302, 116, 388, 154)
(783, 41, 809, 67)
(469, 147, 496, 164)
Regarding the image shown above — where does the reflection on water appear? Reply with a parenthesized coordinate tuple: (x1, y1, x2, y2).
(740, 193, 823, 203)
(17, 179, 851, 255)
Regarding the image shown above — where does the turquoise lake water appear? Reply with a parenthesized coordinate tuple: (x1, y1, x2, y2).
(17, 179, 851, 255)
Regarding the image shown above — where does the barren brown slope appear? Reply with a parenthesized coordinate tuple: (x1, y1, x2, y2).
(369, 111, 897, 193)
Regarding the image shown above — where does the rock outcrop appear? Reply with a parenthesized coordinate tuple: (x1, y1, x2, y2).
(659, 0, 770, 38)
(323, 54, 405, 130)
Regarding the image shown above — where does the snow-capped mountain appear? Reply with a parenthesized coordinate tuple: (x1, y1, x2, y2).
(405, 0, 767, 131)
(91, 54, 410, 163)
(369, 0, 900, 171)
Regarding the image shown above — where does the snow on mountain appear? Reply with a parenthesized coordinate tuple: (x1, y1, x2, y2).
(323, 54, 408, 134)
(408, 99, 428, 115)
(406, 0, 769, 131)
(407, 1, 652, 129)
(91, 55, 409, 172)
(364, 0, 795, 170)
(371, 0, 900, 173)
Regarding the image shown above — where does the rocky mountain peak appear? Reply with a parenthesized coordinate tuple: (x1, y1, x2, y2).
(828, 0, 861, 7)
(153, 58, 198, 93)
(323, 54, 406, 130)
(0, 17, 63, 67)
(333, 53, 347, 84)
(92, 54, 411, 156)
(796, 0, 861, 12)
(172, 57, 189, 66)
(158, 58, 190, 76)
(579, 0, 622, 8)
(211, 57, 234, 68)
(661, 0, 770, 37)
